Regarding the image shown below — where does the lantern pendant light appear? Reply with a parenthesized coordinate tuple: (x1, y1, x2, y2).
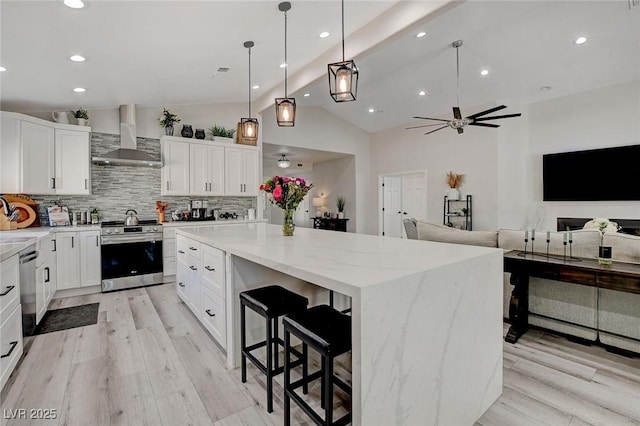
(328, 0, 358, 102)
(275, 2, 296, 127)
(240, 41, 259, 142)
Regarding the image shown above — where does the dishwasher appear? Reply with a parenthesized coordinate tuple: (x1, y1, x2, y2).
(18, 245, 38, 336)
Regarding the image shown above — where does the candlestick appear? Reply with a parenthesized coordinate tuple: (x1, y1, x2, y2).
(531, 229, 536, 240)
(525, 230, 529, 241)
(531, 229, 535, 254)
(564, 232, 568, 243)
(563, 240, 567, 262)
(568, 231, 573, 243)
(546, 231, 550, 242)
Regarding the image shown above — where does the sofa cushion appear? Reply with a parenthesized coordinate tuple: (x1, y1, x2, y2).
(416, 221, 498, 248)
(602, 232, 640, 264)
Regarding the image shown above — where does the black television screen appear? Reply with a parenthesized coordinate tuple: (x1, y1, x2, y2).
(543, 144, 640, 201)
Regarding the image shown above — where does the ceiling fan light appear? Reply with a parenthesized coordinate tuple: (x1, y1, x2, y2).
(277, 154, 291, 169)
(240, 117, 259, 141)
(275, 97, 296, 127)
(328, 60, 358, 102)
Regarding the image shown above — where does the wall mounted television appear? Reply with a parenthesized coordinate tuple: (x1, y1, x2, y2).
(543, 144, 640, 201)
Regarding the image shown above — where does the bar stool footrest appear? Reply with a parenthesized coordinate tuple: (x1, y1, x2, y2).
(286, 388, 352, 426)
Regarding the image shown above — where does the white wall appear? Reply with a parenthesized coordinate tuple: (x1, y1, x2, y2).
(370, 118, 500, 231)
(526, 80, 640, 230)
(261, 106, 373, 233)
(311, 156, 357, 232)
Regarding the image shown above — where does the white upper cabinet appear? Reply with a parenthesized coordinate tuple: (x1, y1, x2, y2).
(190, 144, 224, 196)
(225, 147, 259, 196)
(161, 139, 190, 195)
(21, 121, 55, 195)
(55, 129, 91, 195)
(0, 112, 91, 195)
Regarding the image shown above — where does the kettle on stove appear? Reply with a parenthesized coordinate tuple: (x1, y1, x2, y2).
(124, 209, 139, 226)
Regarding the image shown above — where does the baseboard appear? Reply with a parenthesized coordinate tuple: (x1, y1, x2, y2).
(52, 285, 101, 299)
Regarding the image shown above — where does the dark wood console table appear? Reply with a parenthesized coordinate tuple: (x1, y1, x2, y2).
(312, 218, 349, 232)
(504, 250, 640, 344)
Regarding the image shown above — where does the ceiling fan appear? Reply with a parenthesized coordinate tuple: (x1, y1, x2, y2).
(407, 40, 522, 135)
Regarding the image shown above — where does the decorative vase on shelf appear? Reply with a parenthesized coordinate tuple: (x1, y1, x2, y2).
(195, 129, 206, 139)
(283, 208, 295, 236)
(76, 118, 88, 126)
(165, 125, 174, 136)
(598, 246, 612, 265)
(181, 124, 193, 138)
(338, 212, 344, 219)
(447, 188, 460, 200)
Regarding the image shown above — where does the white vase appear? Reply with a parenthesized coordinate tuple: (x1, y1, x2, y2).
(338, 212, 344, 219)
(447, 188, 460, 200)
(76, 118, 88, 126)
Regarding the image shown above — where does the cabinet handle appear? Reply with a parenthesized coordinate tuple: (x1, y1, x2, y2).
(205, 266, 215, 272)
(189, 247, 197, 251)
(178, 282, 185, 288)
(403, 212, 408, 215)
(51, 178, 56, 189)
(0, 285, 15, 297)
(1, 341, 18, 358)
(96, 235, 99, 246)
(205, 309, 215, 317)
(178, 250, 185, 254)
(71, 236, 74, 248)
(166, 181, 170, 191)
(189, 265, 198, 271)
(45, 267, 50, 283)
(52, 239, 56, 252)
(397, 211, 401, 214)
(85, 179, 88, 189)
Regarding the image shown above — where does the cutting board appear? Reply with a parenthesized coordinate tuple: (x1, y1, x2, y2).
(0, 193, 41, 228)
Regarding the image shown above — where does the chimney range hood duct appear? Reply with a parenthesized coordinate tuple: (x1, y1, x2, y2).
(92, 104, 162, 167)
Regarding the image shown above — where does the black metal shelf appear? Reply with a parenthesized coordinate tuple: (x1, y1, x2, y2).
(443, 194, 472, 230)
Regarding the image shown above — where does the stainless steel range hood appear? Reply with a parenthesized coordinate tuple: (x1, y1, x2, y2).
(92, 104, 162, 167)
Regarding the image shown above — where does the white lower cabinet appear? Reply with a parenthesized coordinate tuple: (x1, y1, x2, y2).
(176, 235, 226, 349)
(0, 305, 23, 391)
(0, 254, 20, 325)
(55, 230, 101, 290)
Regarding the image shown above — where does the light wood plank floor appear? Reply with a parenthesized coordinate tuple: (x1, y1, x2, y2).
(1, 283, 639, 425)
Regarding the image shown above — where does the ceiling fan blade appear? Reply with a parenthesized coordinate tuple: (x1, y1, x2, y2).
(457, 127, 464, 134)
(405, 123, 452, 130)
(412, 116, 451, 122)
(424, 125, 449, 135)
(469, 122, 500, 128)
(474, 113, 522, 121)
(466, 105, 507, 119)
(453, 107, 462, 120)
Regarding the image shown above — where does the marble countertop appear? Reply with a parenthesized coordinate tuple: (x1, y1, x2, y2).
(177, 223, 501, 295)
(161, 219, 266, 228)
(0, 235, 40, 262)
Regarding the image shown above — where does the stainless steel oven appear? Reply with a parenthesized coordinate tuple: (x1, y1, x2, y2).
(101, 220, 163, 292)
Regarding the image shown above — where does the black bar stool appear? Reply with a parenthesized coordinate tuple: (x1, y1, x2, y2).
(283, 305, 352, 426)
(240, 285, 308, 413)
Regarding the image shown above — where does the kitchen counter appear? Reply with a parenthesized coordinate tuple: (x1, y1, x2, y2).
(160, 219, 266, 227)
(0, 235, 39, 261)
(177, 223, 503, 425)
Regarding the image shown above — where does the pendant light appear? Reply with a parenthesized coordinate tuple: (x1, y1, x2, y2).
(275, 2, 296, 127)
(328, 0, 358, 102)
(277, 154, 291, 169)
(240, 41, 259, 142)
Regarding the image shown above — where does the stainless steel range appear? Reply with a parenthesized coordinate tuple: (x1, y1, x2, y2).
(100, 220, 163, 292)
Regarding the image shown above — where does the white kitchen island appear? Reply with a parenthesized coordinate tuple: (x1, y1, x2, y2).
(176, 223, 503, 426)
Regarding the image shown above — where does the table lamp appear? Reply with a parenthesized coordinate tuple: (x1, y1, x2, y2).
(312, 197, 325, 217)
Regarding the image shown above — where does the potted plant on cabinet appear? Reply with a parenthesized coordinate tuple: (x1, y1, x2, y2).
(159, 108, 180, 136)
(336, 196, 346, 219)
(73, 108, 89, 126)
(208, 124, 236, 143)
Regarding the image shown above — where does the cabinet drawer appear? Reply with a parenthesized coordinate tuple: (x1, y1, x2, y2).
(176, 263, 188, 303)
(164, 256, 177, 276)
(201, 287, 226, 349)
(0, 304, 23, 391)
(202, 245, 225, 298)
(0, 255, 20, 325)
(163, 228, 177, 239)
(176, 235, 189, 265)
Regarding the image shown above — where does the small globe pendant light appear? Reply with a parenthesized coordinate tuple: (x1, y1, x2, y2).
(328, 0, 358, 102)
(241, 41, 259, 141)
(275, 2, 296, 127)
(277, 154, 291, 169)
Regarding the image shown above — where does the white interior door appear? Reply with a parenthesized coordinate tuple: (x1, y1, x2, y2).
(294, 196, 310, 227)
(382, 176, 403, 238)
(402, 173, 427, 221)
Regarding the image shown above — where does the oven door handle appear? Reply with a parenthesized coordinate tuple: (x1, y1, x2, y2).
(101, 235, 163, 245)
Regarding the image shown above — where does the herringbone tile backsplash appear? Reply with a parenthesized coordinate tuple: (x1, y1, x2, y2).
(33, 132, 257, 224)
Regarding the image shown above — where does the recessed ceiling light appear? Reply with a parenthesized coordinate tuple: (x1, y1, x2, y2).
(418, 90, 426, 96)
(252, 85, 260, 89)
(480, 69, 489, 76)
(319, 32, 330, 38)
(368, 108, 375, 113)
(70, 55, 85, 62)
(574, 36, 588, 45)
(0, 66, 6, 72)
(280, 63, 287, 68)
(64, 0, 85, 9)
(540, 86, 552, 92)
(73, 87, 86, 92)
(416, 32, 426, 38)
(303, 93, 310, 97)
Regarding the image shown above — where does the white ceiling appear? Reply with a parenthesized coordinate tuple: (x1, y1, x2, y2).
(1, 1, 639, 134)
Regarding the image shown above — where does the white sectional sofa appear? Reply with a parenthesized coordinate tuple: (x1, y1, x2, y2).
(409, 220, 640, 354)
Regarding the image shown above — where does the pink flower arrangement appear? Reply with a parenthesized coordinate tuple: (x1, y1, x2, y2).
(260, 175, 313, 210)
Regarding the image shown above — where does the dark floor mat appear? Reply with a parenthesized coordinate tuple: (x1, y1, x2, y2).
(33, 303, 99, 335)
